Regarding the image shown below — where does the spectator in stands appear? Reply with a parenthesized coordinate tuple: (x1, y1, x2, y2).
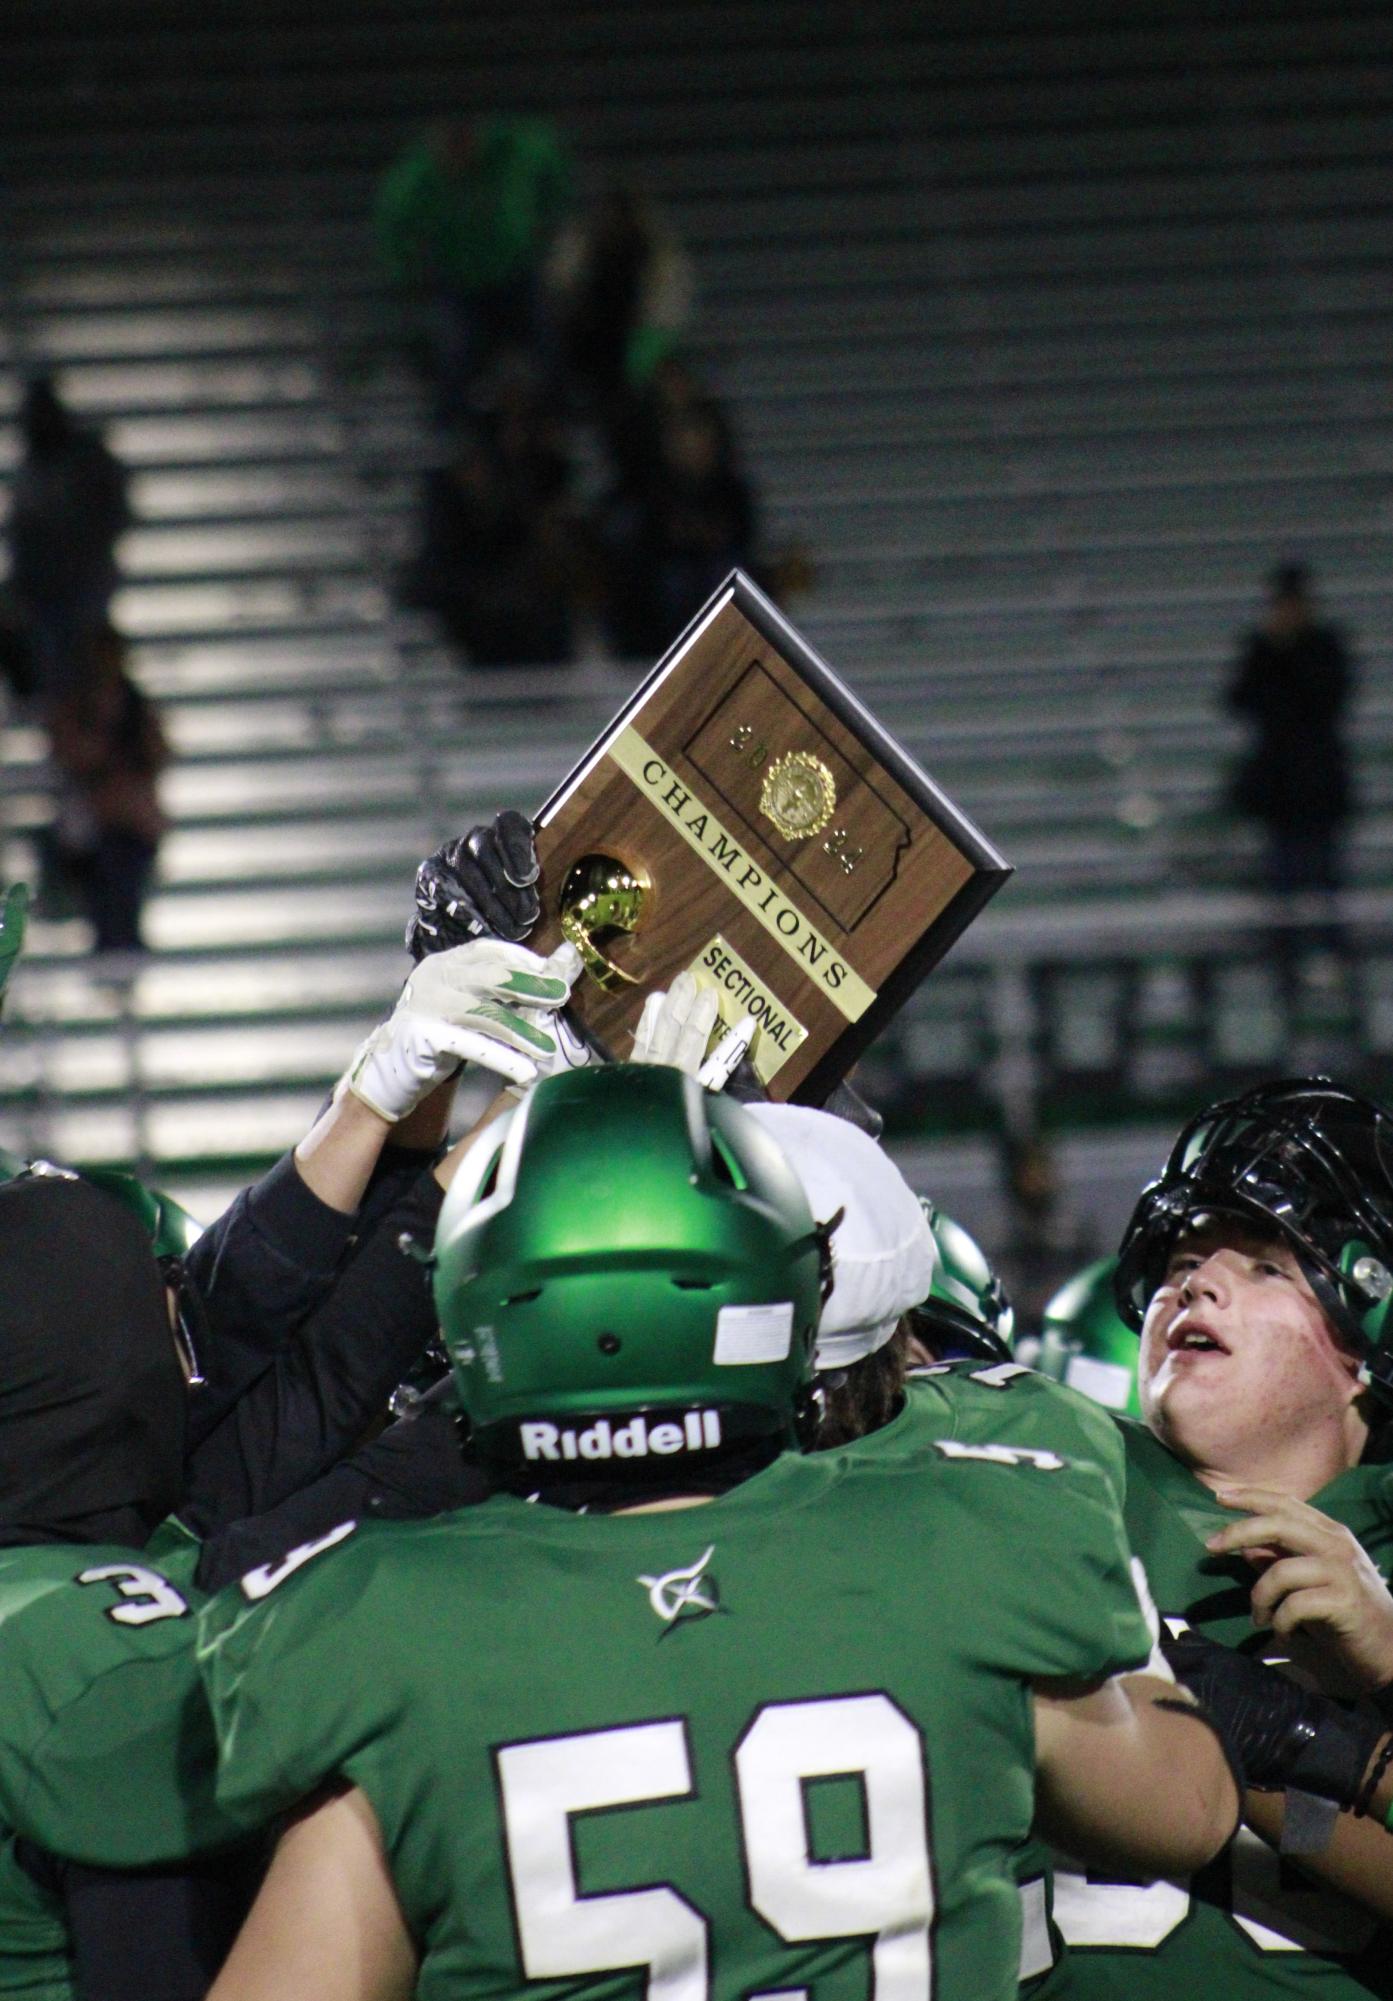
(1226, 560, 1354, 973)
(996, 1127, 1096, 1333)
(596, 383, 759, 657)
(46, 624, 168, 957)
(373, 116, 573, 425)
(5, 376, 130, 712)
(399, 396, 576, 668)
(546, 181, 693, 430)
(605, 349, 726, 501)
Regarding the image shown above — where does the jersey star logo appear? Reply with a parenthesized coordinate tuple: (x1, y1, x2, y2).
(638, 1546, 722, 1630)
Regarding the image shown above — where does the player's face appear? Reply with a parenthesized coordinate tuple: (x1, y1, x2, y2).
(1138, 1220, 1361, 1472)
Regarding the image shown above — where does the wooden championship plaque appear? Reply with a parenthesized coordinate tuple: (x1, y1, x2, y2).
(530, 571, 1011, 1104)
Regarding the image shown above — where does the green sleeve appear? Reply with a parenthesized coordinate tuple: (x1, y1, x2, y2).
(198, 1524, 390, 1832)
(12, 1648, 239, 1868)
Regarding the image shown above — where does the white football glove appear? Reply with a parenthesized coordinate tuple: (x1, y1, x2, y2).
(631, 972, 757, 1091)
(344, 939, 580, 1121)
(504, 1006, 595, 1099)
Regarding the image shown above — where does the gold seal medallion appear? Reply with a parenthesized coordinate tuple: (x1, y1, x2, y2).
(759, 751, 837, 840)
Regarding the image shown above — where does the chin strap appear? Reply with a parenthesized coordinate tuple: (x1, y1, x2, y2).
(1360, 1339, 1393, 1406)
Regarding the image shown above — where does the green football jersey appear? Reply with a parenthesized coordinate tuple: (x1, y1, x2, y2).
(201, 1443, 1155, 2001)
(869, 1364, 1138, 1982)
(0, 1535, 237, 1870)
(1038, 1418, 1393, 1999)
(872, 1364, 1128, 1507)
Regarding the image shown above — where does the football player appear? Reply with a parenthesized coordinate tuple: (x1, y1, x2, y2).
(745, 1102, 1128, 1516)
(911, 1195, 1017, 1361)
(0, 924, 582, 2000)
(200, 1065, 1238, 2001)
(1031, 1256, 1142, 1419)
(1035, 1077, 1393, 1999)
(0, 1169, 248, 2001)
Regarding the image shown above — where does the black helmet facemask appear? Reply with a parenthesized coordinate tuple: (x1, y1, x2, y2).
(0, 1174, 187, 1549)
(1114, 1079, 1393, 1400)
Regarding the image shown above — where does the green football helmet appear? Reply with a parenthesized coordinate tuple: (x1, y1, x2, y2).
(0, 1154, 203, 1263)
(80, 1168, 204, 1263)
(434, 1065, 825, 1479)
(1036, 1257, 1142, 1418)
(912, 1198, 1015, 1363)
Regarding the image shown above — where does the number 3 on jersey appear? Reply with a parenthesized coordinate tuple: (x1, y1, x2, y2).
(496, 1693, 934, 2001)
(76, 1562, 190, 1627)
(1053, 1833, 1377, 1960)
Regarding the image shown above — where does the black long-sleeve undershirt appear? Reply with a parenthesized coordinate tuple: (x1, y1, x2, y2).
(181, 1172, 445, 1544)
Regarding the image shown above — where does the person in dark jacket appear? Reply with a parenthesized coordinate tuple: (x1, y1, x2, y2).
(46, 624, 168, 956)
(6, 377, 130, 710)
(1227, 560, 1354, 967)
(1232, 564, 1352, 976)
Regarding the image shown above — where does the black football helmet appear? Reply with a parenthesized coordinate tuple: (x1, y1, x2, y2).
(1114, 1078, 1393, 1397)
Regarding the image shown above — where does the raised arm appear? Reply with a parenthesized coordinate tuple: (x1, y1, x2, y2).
(185, 814, 552, 1427)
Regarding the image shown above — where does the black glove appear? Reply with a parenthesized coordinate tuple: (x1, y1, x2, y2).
(822, 1077, 884, 1139)
(407, 812, 541, 959)
(721, 1053, 770, 1104)
(1164, 1628, 1384, 1806)
(721, 1063, 883, 1141)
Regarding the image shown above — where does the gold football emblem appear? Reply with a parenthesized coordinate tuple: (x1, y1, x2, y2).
(759, 752, 837, 840)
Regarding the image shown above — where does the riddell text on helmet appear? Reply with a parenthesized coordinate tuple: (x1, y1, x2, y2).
(520, 1411, 723, 1461)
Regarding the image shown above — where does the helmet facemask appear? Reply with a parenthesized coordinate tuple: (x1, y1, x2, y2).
(1115, 1080, 1393, 1401)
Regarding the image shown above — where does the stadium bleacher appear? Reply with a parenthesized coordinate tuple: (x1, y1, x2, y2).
(1, 0, 1391, 1244)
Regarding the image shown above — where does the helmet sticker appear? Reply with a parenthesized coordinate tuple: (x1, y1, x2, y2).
(1063, 1353, 1136, 1412)
(714, 1302, 794, 1365)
